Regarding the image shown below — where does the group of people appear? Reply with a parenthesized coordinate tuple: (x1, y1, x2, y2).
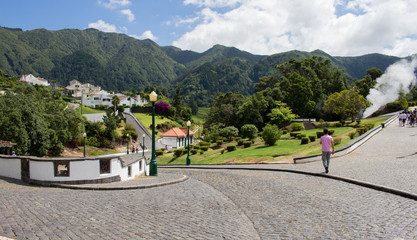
(398, 109, 417, 127)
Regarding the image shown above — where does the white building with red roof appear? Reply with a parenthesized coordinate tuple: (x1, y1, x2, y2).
(160, 127, 194, 150)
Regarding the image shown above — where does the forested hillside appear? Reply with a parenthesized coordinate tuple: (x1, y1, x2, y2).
(0, 27, 402, 106)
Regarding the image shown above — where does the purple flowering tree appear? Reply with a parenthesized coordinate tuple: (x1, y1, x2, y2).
(155, 101, 171, 115)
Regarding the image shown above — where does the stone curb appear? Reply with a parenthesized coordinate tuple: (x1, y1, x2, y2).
(160, 166, 417, 201)
(31, 174, 189, 190)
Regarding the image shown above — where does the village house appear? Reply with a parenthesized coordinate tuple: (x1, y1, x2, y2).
(82, 91, 148, 108)
(160, 127, 194, 150)
(65, 80, 101, 97)
(19, 74, 50, 86)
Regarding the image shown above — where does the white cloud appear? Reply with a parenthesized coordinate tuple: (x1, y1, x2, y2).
(88, 20, 117, 32)
(139, 30, 158, 41)
(120, 9, 135, 22)
(99, 0, 131, 9)
(174, 0, 417, 57)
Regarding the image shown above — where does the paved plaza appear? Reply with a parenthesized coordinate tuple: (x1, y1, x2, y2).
(1, 117, 417, 239)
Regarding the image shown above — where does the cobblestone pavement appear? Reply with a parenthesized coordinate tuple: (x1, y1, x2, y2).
(1, 167, 417, 239)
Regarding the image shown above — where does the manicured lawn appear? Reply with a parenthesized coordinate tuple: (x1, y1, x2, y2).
(192, 107, 209, 123)
(80, 106, 106, 114)
(133, 113, 179, 138)
(157, 117, 389, 165)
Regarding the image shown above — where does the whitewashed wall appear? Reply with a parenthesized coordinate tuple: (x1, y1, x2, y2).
(0, 157, 21, 179)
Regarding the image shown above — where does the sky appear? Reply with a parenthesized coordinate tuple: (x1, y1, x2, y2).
(1, 0, 417, 57)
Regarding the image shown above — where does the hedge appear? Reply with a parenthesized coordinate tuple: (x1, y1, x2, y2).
(290, 132, 301, 138)
(226, 145, 236, 152)
(243, 141, 252, 148)
(155, 149, 164, 156)
(200, 146, 209, 151)
(301, 137, 309, 144)
(309, 136, 316, 142)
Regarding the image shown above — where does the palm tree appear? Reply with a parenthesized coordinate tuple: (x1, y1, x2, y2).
(112, 95, 120, 114)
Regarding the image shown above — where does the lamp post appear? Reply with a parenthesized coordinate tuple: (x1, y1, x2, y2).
(149, 91, 158, 176)
(186, 120, 191, 166)
(142, 133, 145, 157)
(126, 133, 129, 155)
(83, 132, 86, 158)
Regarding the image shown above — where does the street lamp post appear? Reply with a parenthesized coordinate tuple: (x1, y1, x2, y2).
(126, 133, 129, 155)
(149, 91, 158, 176)
(83, 132, 86, 158)
(142, 133, 146, 157)
(186, 120, 191, 165)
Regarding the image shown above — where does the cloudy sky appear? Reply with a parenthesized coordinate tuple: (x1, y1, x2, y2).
(2, 0, 417, 57)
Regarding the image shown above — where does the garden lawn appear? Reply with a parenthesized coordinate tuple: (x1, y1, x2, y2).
(80, 106, 106, 114)
(157, 117, 389, 165)
(133, 113, 179, 138)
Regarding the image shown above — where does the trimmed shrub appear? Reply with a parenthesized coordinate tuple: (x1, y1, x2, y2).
(174, 149, 184, 158)
(199, 150, 204, 155)
(191, 149, 198, 155)
(282, 130, 288, 135)
(243, 141, 252, 148)
(237, 139, 244, 146)
(297, 134, 306, 139)
(226, 145, 237, 152)
(316, 131, 325, 138)
(193, 145, 200, 150)
(328, 129, 335, 135)
(200, 146, 209, 151)
(241, 124, 258, 139)
(356, 119, 361, 125)
(155, 149, 164, 156)
(261, 124, 282, 146)
(301, 137, 309, 144)
(290, 132, 301, 138)
(357, 127, 367, 135)
(349, 132, 356, 139)
(219, 126, 239, 141)
(216, 140, 224, 146)
(335, 123, 342, 127)
(334, 137, 342, 145)
(199, 142, 211, 147)
(309, 136, 316, 142)
(291, 122, 304, 131)
(235, 137, 242, 142)
(221, 149, 225, 154)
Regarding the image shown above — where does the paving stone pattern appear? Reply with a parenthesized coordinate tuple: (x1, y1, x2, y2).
(168, 169, 417, 239)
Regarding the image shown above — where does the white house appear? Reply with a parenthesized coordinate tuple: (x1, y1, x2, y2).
(19, 74, 50, 86)
(83, 90, 113, 108)
(65, 80, 101, 97)
(160, 127, 194, 150)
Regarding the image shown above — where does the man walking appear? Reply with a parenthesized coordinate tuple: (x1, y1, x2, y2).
(320, 128, 334, 173)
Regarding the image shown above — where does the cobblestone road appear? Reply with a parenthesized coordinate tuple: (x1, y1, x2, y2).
(1, 167, 417, 239)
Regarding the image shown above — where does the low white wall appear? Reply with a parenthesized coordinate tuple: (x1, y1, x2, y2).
(0, 157, 21, 180)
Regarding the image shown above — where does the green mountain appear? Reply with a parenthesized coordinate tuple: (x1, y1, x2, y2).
(0, 27, 403, 106)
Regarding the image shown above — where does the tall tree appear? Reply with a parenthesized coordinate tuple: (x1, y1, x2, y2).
(324, 88, 371, 121)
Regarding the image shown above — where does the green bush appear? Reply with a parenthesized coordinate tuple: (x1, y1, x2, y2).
(309, 136, 316, 142)
(216, 140, 224, 146)
(155, 149, 164, 156)
(297, 134, 306, 139)
(334, 137, 342, 145)
(356, 119, 361, 125)
(241, 124, 258, 139)
(328, 129, 335, 135)
(282, 130, 288, 135)
(335, 123, 342, 127)
(261, 124, 282, 146)
(357, 127, 367, 135)
(200, 146, 209, 151)
(290, 132, 301, 138)
(243, 141, 252, 148)
(349, 132, 356, 139)
(199, 150, 204, 155)
(193, 145, 200, 150)
(226, 145, 236, 152)
(174, 149, 185, 158)
(191, 149, 198, 155)
(199, 142, 211, 147)
(237, 140, 244, 146)
(301, 137, 309, 144)
(221, 149, 225, 154)
(316, 131, 325, 138)
(291, 122, 304, 131)
(219, 126, 239, 141)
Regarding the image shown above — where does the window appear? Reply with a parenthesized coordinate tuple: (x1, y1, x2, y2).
(100, 159, 111, 174)
(94, 97, 100, 100)
(54, 161, 70, 177)
(128, 166, 132, 177)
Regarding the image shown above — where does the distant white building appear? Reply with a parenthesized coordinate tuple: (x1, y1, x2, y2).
(82, 91, 148, 108)
(65, 80, 101, 97)
(19, 74, 50, 86)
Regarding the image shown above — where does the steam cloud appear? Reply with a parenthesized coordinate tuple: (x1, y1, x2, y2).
(363, 56, 417, 118)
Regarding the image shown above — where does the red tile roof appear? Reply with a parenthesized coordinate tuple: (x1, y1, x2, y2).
(161, 127, 195, 137)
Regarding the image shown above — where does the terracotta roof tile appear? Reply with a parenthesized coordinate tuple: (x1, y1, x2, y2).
(161, 127, 194, 137)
